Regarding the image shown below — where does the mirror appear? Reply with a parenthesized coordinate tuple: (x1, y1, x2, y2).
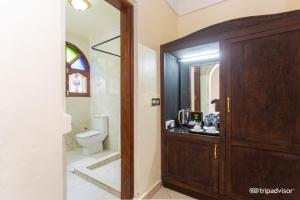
(164, 41, 221, 134)
(190, 62, 220, 116)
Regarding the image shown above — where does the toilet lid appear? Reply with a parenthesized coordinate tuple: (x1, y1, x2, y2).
(76, 131, 101, 138)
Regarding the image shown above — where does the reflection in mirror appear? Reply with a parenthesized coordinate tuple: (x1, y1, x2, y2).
(190, 62, 220, 116)
(164, 41, 220, 135)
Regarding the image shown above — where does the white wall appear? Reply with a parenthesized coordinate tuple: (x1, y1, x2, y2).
(0, 0, 67, 200)
(65, 97, 90, 150)
(66, 32, 91, 60)
(90, 35, 121, 151)
(65, 32, 91, 151)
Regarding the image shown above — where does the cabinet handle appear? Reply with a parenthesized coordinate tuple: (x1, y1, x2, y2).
(226, 97, 230, 113)
(214, 144, 218, 160)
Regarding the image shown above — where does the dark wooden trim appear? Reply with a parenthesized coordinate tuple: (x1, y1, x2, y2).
(161, 10, 300, 200)
(120, 1, 134, 199)
(161, 10, 300, 52)
(105, 0, 121, 10)
(105, 0, 135, 199)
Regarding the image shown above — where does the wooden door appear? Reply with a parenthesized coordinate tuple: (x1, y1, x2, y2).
(226, 25, 300, 200)
(165, 136, 219, 194)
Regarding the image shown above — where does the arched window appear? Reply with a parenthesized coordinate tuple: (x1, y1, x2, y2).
(65, 42, 90, 97)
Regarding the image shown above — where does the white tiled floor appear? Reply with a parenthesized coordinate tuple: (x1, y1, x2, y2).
(67, 171, 196, 200)
(66, 171, 119, 200)
(66, 148, 120, 200)
(88, 159, 121, 191)
(65, 148, 115, 171)
(150, 187, 196, 200)
(65, 148, 195, 200)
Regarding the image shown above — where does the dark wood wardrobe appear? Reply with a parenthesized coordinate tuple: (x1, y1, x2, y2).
(160, 10, 300, 200)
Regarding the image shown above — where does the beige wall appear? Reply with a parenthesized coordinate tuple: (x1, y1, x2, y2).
(134, 0, 300, 198)
(0, 0, 68, 199)
(137, 0, 178, 50)
(65, 32, 91, 151)
(178, 0, 300, 37)
(134, 0, 178, 197)
(135, 44, 161, 197)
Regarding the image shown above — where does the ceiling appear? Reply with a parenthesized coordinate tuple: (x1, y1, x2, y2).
(165, 0, 226, 16)
(66, 0, 120, 40)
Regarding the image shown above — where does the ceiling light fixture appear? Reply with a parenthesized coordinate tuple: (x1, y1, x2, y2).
(69, 0, 91, 11)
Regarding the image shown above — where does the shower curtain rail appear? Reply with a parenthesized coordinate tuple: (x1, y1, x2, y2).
(91, 36, 121, 57)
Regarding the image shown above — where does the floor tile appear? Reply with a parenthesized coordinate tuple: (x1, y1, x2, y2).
(151, 187, 171, 199)
(66, 148, 120, 200)
(66, 171, 119, 200)
(167, 188, 196, 199)
(89, 159, 121, 190)
(150, 187, 196, 200)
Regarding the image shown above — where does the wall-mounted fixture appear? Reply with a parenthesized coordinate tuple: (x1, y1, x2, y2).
(91, 36, 121, 57)
(151, 98, 161, 106)
(69, 0, 91, 11)
(179, 52, 220, 63)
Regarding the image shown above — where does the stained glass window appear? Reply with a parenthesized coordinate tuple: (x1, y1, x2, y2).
(66, 47, 79, 63)
(66, 42, 90, 97)
(69, 73, 87, 93)
(71, 57, 86, 70)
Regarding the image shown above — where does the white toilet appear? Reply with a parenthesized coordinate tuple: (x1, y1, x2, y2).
(76, 115, 108, 155)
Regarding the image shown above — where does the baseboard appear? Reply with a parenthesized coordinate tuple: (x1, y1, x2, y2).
(137, 180, 162, 200)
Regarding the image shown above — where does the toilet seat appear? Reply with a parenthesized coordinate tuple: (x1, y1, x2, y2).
(76, 131, 101, 138)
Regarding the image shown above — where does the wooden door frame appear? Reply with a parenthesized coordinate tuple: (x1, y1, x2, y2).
(105, 0, 134, 199)
(193, 67, 201, 112)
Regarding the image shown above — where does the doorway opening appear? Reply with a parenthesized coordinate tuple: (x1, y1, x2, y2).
(63, 0, 134, 199)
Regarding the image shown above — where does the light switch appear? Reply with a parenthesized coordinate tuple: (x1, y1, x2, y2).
(151, 98, 160, 106)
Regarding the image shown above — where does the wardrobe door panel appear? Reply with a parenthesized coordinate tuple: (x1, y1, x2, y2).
(226, 26, 300, 200)
(229, 146, 300, 200)
(166, 139, 185, 178)
(165, 138, 219, 193)
(230, 29, 300, 146)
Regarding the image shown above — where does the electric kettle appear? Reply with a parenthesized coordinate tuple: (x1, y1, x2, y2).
(178, 109, 190, 126)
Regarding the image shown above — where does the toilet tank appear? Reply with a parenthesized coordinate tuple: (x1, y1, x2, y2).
(91, 115, 108, 133)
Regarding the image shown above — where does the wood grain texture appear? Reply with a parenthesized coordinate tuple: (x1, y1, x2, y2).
(164, 133, 220, 198)
(105, 0, 134, 199)
(161, 10, 300, 200)
(229, 146, 300, 200)
(120, 1, 134, 199)
(161, 10, 300, 52)
(105, 0, 121, 9)
(230, 29, 300, 146)
(226, 21, 300, 200)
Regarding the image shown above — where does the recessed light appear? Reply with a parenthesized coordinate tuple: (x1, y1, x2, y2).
(69, 0, 91, 11)
(179, 53, 220, 63)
